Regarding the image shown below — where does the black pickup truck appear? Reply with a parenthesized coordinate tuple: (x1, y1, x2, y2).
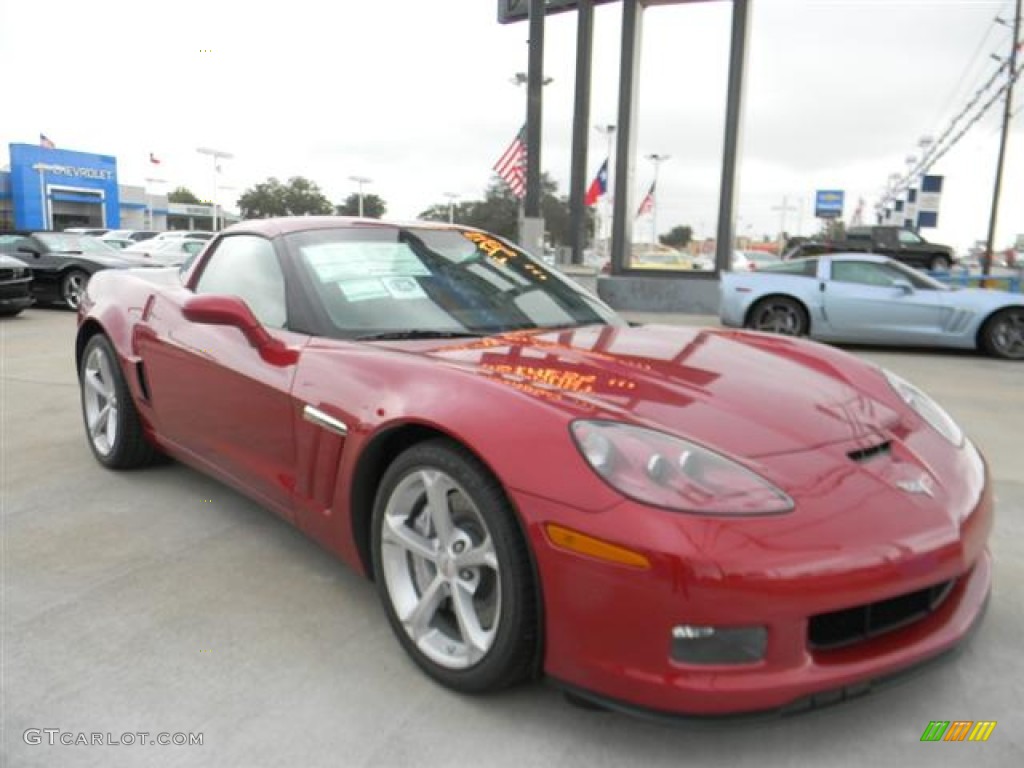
(783, 226, 955, 271)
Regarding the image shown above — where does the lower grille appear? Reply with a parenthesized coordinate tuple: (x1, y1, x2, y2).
(809, 579, 955, 650)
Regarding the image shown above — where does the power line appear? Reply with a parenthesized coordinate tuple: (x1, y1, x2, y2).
(878, 41, 1022, 211)
(927, 7, 1009, 130)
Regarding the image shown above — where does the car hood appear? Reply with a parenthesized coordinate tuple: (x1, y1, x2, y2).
(405, 324, 900, 460)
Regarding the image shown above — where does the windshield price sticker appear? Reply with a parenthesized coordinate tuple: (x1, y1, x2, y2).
(305, 243, 431, 282)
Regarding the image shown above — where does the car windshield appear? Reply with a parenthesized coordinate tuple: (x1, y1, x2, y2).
(286, 226, 622, 337)
(35, 233, 117, 253)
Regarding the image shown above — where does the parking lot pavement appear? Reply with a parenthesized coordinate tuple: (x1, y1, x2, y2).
(3, 308, 1022, 768)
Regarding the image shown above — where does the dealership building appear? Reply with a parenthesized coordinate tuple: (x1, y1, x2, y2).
(0, 143, 239, 232)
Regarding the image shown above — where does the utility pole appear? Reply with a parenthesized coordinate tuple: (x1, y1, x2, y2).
(984, 0, 1021, 279)
(443, 192, 459, 224)
(771, 195, 798, 240)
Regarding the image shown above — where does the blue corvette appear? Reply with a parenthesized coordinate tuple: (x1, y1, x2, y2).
(719, 253, 1024, 359)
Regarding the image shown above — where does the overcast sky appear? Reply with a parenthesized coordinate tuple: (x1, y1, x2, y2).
(1, 0, 1020, 251)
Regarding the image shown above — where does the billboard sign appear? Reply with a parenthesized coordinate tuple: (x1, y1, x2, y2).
(814, 189, 844, 219)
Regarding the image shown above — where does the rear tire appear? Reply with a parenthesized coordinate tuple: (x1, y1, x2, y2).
(745, 296, 809, 337)
(980, 308, 1024, 360)
(80, 334, 160, 468)
(371, 439, 537, 694)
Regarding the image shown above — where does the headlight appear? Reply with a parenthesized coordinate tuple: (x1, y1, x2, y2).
(883, 369, 964, 447)
(570, 420, 793, 515)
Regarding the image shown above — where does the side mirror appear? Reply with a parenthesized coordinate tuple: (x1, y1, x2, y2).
(17, 246, 40, 258)
(182, 294, 297, 366)
(892, 279, 914, 294)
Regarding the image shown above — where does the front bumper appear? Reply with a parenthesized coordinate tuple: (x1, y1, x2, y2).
(0, 278, 34, 311)
(514, 446, 994, 717)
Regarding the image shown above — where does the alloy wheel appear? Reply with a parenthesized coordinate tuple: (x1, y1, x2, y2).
(82, 345, 119, 456)
(379, 468, 500, 670)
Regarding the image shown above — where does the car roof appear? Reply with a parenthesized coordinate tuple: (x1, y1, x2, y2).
(223, 216, 463, 238)
(825, 252, 894, 264)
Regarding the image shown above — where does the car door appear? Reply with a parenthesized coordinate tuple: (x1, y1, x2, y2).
(821, 259, 947, 344)
(137, 234, 309, 519)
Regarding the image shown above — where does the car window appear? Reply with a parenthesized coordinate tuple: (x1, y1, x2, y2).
(830, 260, 937, 290)
(194, 235, 287, 328)
(898, 230, 923, 245)
(759, 258, 818, 277)
(0, 235, 30, 253)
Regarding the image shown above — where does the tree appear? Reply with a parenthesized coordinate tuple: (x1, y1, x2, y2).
(659, 225, 693, 249)
(237, 176, 333, 219)
(336, 193, 387, 219)
(168, 186, 201, 204)
(417, 174, 591, 249)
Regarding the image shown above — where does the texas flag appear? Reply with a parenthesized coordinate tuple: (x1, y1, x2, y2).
(39, 133, 56, 149)
(584, 159, 608, 207)
(149, 152, 161, 165)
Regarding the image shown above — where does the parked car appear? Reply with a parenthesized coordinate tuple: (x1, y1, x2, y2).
(102, 229, 160, 243)
(783, 227, 955, 272)
(0, 253, 34, 316)
(64, 227, 110, 237)
(720, 252, 1024, 359)
(75, 217, 992, 717)
(122, 237, 208, 266)
(149, 230, 214, 242)
(98, 236, 136, 250)
(693, 250, 780, 271)
(0, 232, 153, 309)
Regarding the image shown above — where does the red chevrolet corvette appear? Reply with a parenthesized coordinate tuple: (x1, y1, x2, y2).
(76, 217, 992, 717)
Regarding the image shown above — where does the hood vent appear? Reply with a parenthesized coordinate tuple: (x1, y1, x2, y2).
(847, 441, 892, 463)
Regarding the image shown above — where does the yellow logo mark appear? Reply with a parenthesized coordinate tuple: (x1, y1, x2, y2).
(968, 721, 997, 742)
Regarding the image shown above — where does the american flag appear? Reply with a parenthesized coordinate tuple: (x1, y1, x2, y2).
(493, 125, 527, 198)
(39, 133, 56, 149)
(637, 181, 656, 217)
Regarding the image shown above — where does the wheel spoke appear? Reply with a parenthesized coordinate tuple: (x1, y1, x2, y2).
(399, 574, 446, 636)
(421, 470, 456, 545)
(85, 369, 107, 397)
(452, 582, 495, 662)
(382, 514, 439, 563)
(89, 405, 110, 437)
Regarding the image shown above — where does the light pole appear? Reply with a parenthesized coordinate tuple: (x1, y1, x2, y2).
(349, 176, 372, 217)
(196, 147, 233, 231)
(443, 192, 459, 224)
(31, 163, 61, 229)
(594, 124, 616, 251)
(645, 153, 670, 244)
(144, 177, 166, 230)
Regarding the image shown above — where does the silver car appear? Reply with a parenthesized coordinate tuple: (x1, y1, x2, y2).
(719, 253, 1024, 359)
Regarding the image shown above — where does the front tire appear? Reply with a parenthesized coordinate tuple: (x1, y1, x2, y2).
(371, 439, 537, 694)
(61, 269, 89, 310)
(929, 254, 951, 272)
(80, 334, 160, 468)
(980, 308, 1024, 360)
(746, 296, 809, 336)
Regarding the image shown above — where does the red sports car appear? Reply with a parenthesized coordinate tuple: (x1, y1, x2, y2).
(76, 217, 992, 717)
